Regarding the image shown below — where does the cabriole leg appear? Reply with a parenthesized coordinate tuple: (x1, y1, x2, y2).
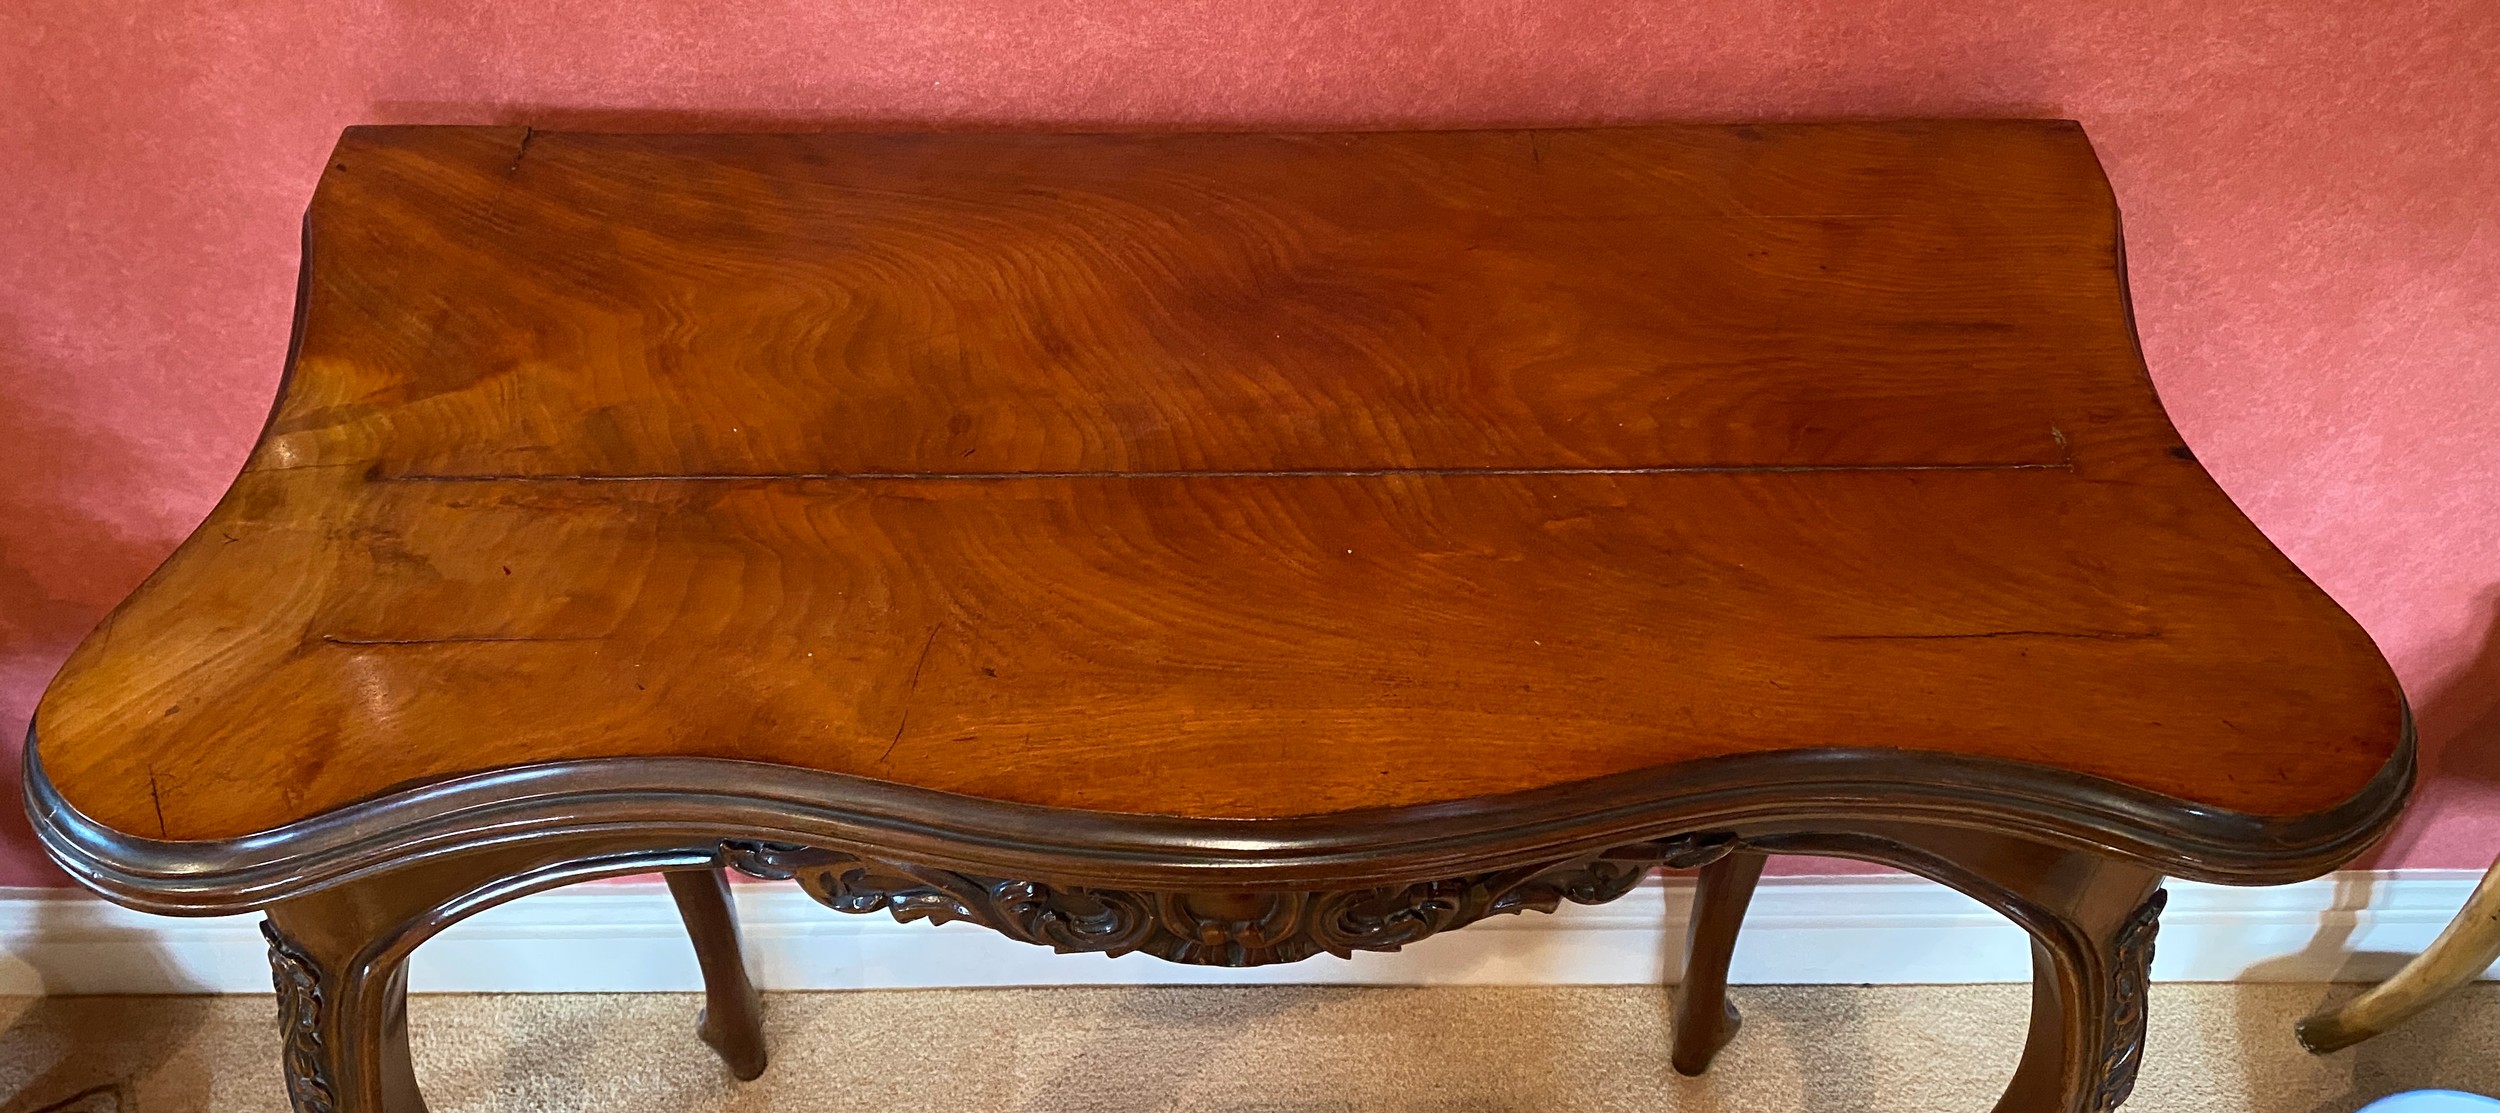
(666, 867, 769, 1079)
(1671, 848, 1767, 1075)
(1747, 826, 2165, 1113)
(1992, 875, 2165, 1113)
(264, 894, 430, 1113)
(256, 839, 727, 1113)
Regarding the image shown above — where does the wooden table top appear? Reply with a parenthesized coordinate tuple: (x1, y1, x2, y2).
(32, 121, 2405, 845)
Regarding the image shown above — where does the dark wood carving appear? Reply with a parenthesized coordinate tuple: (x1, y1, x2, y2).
(2094, 888, 2167, 1113)
(725, 833, 1737, 966)
(262, 919, 339, 1113)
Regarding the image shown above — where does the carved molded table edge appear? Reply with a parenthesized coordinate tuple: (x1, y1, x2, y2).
(24, 709, 2412, 916)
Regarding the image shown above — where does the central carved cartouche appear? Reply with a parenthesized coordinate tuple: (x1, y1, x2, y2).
(724, 833, 1739, 967)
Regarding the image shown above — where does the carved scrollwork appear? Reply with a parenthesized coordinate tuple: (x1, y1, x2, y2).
(2093, 887, 2167, 1113)
(261, 920, 339, 1113)
(724, 832, 1736, 967)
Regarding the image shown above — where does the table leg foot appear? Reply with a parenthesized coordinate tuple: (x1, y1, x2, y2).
(666, 867, 769, 1080)
(1670, 848, 1766, 1076)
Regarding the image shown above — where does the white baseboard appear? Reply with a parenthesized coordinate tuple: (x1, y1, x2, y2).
(0, 869, 2482, 996)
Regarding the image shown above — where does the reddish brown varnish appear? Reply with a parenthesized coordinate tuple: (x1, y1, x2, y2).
(33, 122, 2406, 841)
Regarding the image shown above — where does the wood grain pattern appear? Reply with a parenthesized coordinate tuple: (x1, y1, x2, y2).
(31, 121, 2405, 842)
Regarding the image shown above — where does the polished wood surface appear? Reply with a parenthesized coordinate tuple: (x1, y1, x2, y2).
(33, 121, 2404, 842)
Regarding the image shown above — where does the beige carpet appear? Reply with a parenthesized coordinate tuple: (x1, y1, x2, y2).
(4, 984, 2497, 1113)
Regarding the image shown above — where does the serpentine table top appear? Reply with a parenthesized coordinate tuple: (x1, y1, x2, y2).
(24, 121, 2409, 1113)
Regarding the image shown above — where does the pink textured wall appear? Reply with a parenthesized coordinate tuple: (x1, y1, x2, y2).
(3, 2, 2494, 887)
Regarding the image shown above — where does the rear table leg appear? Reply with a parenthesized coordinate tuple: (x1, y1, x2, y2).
(667, 867, 769, 1080)
(1672, 848, 1767, 1075)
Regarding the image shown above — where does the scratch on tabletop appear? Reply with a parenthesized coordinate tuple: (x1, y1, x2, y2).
(508, 127, 535, 175)
(146, 769, 168, 837)
(881, 624, 944, 763)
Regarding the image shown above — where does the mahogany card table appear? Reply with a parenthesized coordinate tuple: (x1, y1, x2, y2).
(25, 122, 2409, 1113)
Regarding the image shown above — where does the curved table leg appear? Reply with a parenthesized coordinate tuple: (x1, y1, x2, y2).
(2298, 854, 2500, 1053)
(1748, 825, 2165, 1113)
(1671, 848, 1766, 1075)
(665, 867, 769, 1079)
(262, 906, 425, 1113)
(259, 839, 725, 1113)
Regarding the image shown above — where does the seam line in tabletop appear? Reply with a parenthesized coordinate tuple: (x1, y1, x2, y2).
(362, 462, 2077, 482)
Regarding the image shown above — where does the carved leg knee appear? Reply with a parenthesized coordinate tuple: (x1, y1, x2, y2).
(1993, 878, 2166, 1113)
(1671, 848, 1766, 1075)
(261, 906, 428, 1113)
(256, 838, 730, 1113)
(666, 867, 769, 1079)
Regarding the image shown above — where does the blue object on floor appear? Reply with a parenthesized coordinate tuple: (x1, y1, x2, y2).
(2360, 1093, 2500, 1113)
